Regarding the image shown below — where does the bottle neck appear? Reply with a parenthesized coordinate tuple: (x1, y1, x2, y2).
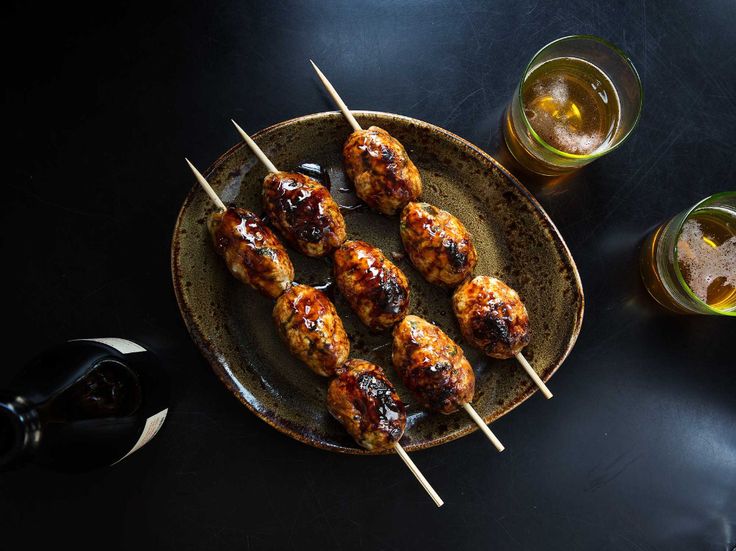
(0, 394, 41, 470)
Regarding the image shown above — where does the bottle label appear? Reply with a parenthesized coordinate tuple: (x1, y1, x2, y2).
(73, 338, 146, 355)
(111, 409, 168, 466)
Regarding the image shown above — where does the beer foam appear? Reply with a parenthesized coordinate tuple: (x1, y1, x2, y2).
(539, 77, 569, 104)
(528, 78, 603, 154)
(677, 219, 736, 302)
(551, 126, 603, 154)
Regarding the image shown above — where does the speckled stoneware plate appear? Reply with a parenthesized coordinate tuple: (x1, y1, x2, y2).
(172, 111, 584, 454)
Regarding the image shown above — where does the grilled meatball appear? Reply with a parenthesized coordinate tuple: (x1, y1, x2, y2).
(453, 276, 530, 359)
(326, 359, 406, 451)
(392, 315, 474, 414)
(263, 171, 347, 257)
(342, 126, 422, 215)
(400, 202, 478, 287)
(208, 206, 294, 299)
(272, 284, 349, 377)
(333, 240, 410, 331)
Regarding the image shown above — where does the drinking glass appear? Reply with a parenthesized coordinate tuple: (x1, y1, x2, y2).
(640, 192, 736, 316)
(504, 35, 643, 175)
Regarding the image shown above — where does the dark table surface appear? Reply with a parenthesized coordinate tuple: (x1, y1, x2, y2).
(2, 1, 735, 550)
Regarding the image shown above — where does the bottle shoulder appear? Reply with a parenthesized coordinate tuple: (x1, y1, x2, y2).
(1, 338, 169, 472)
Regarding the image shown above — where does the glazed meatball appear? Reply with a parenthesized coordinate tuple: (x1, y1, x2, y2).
(392, 315, 475, 414)
(333, 240, 410, 331)
(400, 202, 478, 287)
(263, 171, 347, 257)
(342, 126, 422, 215)
(272, 284, 350, 377)
(208, 206, 294, 299)
(452, 276, 530, 359)
(326, 359, 406, 451)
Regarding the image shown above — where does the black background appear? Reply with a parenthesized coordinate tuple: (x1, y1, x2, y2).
(1, 1, 735, 550)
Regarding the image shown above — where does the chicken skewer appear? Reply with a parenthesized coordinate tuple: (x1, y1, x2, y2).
(273, 283, 350, 377)
(392, 315, 504, 452)
(332, 240, 411, 332)
(312, 61, 549, 398)
(185, 159, 443, 505)
(187, 158, 347, 375)
(328, 359, 443, 507)
(310, 60, 422, 216)
(185, 158, 294, 299)
(399, 201, 553, 399)
(400, 202, 478, 287)
(231, 120, 347, 258)
(453, 276, 553, 399)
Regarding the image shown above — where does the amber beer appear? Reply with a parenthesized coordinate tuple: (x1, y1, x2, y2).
(504, 36, 642, 175)
(505, 58, 620, 173)
(640, 193, 736, 315)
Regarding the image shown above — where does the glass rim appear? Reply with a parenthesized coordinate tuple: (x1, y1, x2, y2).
(516, 34, 644, 160)
(672, 191, 736, 316)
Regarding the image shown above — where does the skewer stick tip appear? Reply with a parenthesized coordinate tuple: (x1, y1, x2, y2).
(309, 59, 362, 132)
(393, 443, 443, 507)
(515, 353, 553, 399)
(462, 403, 504, 452)
(230, 119, 279, 174)
(184, 158, 226, 211)
(308, 59, 324, 78)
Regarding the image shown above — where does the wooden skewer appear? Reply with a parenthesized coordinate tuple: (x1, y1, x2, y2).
(310, 60, 502, 455)
(230, 119, 279, 174)
(393, 443, 444, 507)
(189, 147, 440, 504)
(309, 60, 362, 132)
(462, 403, 504, 452)
(185, 158, 226, 211)
(515, 352, 553, 399)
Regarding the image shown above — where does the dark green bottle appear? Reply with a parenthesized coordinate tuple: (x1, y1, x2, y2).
(0, 338, 168, 472)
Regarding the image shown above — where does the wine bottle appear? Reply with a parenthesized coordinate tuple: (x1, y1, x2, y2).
(0, 338, 169, 472)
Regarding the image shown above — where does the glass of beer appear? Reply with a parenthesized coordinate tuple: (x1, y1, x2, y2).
(504, 35, 643, 175)
(640, 192, 736, 316)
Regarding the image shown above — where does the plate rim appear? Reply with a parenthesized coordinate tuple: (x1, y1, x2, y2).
(171, 110, 585, 454)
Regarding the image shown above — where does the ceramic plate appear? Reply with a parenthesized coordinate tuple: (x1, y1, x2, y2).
(171, 111, 584, 454)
